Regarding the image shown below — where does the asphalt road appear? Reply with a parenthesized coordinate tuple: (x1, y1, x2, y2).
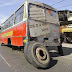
(0, 56, 14, 72)
(0, 43, 72, 72)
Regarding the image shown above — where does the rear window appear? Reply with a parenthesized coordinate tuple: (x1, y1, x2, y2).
(29, 4, 59, 24)
(29, 4, 45, 21)
(15, 5, 24, 24)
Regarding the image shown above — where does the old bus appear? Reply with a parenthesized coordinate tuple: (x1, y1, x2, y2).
(0, 1, 61, 68)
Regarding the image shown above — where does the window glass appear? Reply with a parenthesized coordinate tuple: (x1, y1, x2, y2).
(4, 20, 9, 29)
(9, 14, 14, 27)
(1, 24, 4, 31)
(29, 4, 45, 21)
(1, 24, 5, 31)
(15, 5, 24, 24)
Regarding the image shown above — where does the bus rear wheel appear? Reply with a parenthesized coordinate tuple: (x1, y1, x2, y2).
(24, 41, 50, 69)
(1, 43, 4, 46)
(24, 42, 31, 63)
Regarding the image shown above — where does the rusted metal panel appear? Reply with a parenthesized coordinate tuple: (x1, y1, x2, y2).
(46, 9, 59, 25)
(28, 3, 60, 46)
(29, 4, 45, 20)
(29, 20, 49, 37)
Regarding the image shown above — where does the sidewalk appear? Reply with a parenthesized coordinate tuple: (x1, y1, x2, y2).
(62, 43, 72, 48)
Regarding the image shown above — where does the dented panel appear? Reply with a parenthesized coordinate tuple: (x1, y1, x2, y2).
(29, 20, 50, 37)
(28, 3, 60, 46)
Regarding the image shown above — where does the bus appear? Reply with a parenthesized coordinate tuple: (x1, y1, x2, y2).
(0, 1, 61, 68)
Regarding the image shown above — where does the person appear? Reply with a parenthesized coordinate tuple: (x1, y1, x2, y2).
(57, 33, 64, 56)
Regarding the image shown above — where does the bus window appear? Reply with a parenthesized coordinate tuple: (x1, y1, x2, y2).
(5, 20, 9, 29)
(15, 5, 24, 24)
(0, 26, 1, 33)
(29, 4, 45, 21)
(1, 24, 5, 31)
(1, 25, 3, 31)
(9, 15, 14, 27)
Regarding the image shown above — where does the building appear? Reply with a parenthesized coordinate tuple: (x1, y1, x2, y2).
(58, 10, 72, 43)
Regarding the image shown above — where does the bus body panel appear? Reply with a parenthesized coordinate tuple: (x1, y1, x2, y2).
(0, 22, 26, 46)
(11, 37, 23, 46)
(1, 38, 8, 44)
(28, 3, 60, 46)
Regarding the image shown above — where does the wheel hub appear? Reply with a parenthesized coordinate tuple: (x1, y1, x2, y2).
(36, 47, 49, 64)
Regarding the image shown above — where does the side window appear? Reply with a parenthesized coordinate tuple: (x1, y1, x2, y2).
(15, 5, 24, 24)
(9, 15, 14, 27)
(29, 4, 45, 20)
(0, 26, 1, 33)
(1, 24, 5, 31)
(1, 25, 4, 31)
(5, 20, 9, 29)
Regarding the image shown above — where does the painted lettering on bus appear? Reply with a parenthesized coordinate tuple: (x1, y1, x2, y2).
(30, 23, 48, 28)
(1, 31, 13, 37)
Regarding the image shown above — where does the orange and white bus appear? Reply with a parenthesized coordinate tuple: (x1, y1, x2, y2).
(0, 2, 26, 46)
(0, 1, 61, 68)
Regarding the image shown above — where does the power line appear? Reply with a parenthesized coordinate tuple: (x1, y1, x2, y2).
(51, 0, 65, 6)
(57, 3, 72, 8)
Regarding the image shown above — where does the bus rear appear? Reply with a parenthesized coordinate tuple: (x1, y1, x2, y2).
(28, 1, 60, 46)
(24, 1, 61, 69)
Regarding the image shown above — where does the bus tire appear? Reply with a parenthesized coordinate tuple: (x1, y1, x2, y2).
(24, 42, 31, 63)
(27, 41, 50, 69)
(1, 43, 4, 46)
(12, 46, 17, 50)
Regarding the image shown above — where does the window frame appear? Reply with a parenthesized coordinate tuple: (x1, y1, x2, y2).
(14, 5, 24, 24)
(1, 3, 25, 32)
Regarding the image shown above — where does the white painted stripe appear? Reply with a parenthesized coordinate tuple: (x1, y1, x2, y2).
(62, 57, 72, 60)
(0, 54, 11, 67)
(62, 43, 72, 48)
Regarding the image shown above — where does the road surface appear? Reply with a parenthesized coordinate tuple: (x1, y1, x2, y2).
(0, 53, 14, 72)
(0, 43, 72, 72)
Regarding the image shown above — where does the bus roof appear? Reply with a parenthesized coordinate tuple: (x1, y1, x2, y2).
(27, 1, 56, 11)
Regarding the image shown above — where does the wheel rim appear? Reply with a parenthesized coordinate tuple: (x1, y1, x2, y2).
(36, 46, 49, 64)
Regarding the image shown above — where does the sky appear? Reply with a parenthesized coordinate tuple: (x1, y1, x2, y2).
(0, 0, 72, 24)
